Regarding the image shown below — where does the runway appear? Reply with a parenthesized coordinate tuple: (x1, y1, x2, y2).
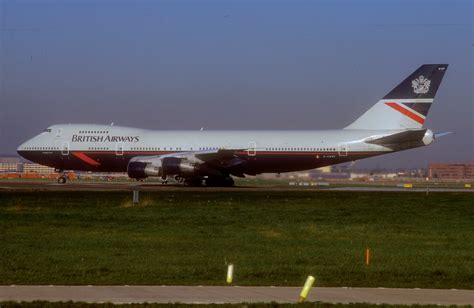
(0, 286, 473, 305)
(1, 181, 273, 192)
(0, 180, 472, 192)
(327, 187, 474, 192)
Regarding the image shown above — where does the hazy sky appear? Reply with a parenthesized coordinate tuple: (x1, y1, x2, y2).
(1, 0, 472, 168)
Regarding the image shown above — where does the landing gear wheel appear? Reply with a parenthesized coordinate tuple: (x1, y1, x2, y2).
(57, 176, 67, 184)
(223, 177, 234, 187)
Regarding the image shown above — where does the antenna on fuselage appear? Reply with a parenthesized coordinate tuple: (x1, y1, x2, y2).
(110, 122, 114, 126)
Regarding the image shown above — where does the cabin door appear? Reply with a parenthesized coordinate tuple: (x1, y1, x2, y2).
(338, 143, 348, 157)
(248, 141, 257, 157)
(115, 143, 124, 156)
(61, 141, 70, 156)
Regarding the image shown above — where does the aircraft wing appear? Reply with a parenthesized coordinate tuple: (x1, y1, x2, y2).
(194, 149, 247, 177)
(130, 148, 247, 177)
(194, 149, 241, 161)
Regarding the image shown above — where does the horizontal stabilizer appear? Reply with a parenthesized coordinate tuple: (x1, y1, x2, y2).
(365, 129, 426, 146)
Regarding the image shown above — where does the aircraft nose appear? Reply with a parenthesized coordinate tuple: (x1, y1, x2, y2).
(17, 141, 29, 159)
(17, 141, 27, 152)
(17, 137, 35, 160)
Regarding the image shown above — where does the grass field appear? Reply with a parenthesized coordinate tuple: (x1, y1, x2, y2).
(0, 190, 473, 288)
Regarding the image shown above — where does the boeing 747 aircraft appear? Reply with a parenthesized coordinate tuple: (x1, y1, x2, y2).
(18, 64, 448, 186)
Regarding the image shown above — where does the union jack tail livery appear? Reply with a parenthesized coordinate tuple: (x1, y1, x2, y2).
(345, 64, 448, 130)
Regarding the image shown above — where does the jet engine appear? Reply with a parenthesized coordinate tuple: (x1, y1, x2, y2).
(127, 156, 199, 179)
(161, 157, 198, 176)
(127, 161, 162, 179)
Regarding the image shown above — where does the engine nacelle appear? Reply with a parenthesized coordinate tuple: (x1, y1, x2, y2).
(162, 157, 198, 176)
(127, 161, 162, 179)
(127, 156, 199, 179)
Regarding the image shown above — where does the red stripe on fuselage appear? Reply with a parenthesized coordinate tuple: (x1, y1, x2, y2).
(385, 102, 425, 125)
(72, 152, 101, 166)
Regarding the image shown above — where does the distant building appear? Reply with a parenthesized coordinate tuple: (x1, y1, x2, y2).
(428, 163, 474, 180)
(22, 163, 55, 175)
(349, 171, 398, 180)
(0, 157, 21, 173)
(0, 162, 20, 173)
(308, 164, 351, 180)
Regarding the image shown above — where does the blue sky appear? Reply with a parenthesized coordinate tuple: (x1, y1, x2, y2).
(0, 0, 472, 168)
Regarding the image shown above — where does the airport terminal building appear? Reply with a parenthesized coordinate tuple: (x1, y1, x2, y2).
(428, 163, 474, 180)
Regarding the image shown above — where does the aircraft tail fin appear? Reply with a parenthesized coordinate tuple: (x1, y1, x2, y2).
(345, 64, 448, 130)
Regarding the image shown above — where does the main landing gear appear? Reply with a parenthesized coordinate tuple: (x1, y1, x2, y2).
(56, 170, 68, 184)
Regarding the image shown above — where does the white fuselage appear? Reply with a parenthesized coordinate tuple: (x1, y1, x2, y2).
(17, 124, 426, 175)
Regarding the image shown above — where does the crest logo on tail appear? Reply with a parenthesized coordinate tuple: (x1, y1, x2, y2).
(411, 75, 431, 94)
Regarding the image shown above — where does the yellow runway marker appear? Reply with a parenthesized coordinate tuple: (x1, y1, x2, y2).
(299, 275, 315, 302)
(226, 264, 233, 284)
(365, 248, 370, 265)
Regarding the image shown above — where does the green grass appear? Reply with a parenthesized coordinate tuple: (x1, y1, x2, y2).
(0, 191, 473, 288)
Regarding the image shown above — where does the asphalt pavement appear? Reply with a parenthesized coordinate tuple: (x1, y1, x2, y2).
(0, 286, 473, 305)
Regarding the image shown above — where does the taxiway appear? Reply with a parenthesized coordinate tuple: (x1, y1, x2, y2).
(0, 286, 473, 305)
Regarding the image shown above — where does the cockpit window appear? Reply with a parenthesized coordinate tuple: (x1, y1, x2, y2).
(43, 128, 52, 133)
